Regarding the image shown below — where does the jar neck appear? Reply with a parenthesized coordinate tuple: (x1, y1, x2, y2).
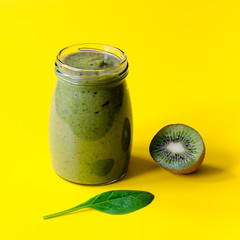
(55, 44, 128, 86)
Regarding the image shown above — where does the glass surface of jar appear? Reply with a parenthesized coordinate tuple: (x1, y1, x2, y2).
(49, 44, 132, 185)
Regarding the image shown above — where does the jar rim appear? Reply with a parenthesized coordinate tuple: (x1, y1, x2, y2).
(55, 43, 128, 86)
(56, 43, 127, 73)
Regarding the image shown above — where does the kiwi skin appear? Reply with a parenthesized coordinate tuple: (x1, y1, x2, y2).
(150, 124, 205, 175)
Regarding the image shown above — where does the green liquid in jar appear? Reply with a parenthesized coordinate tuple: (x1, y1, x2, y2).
(49, 48, 132, 185)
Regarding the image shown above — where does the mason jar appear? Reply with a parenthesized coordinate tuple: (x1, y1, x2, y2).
(49, 44, 132, 185)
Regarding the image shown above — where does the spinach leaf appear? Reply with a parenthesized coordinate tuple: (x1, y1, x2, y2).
(43, 190, 154, 219)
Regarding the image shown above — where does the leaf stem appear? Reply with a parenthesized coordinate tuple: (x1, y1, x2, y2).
(43, 205, 87, 220)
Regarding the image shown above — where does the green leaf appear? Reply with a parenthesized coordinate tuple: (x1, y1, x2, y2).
(43, 190, 154, 220)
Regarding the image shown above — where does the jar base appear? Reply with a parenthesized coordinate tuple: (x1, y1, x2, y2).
(54, 171, 127, 186)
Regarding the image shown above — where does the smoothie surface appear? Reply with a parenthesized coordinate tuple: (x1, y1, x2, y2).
(61, 50, 121, 70)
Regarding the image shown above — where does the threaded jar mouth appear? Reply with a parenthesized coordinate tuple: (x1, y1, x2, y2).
(55, 43, 128, 86)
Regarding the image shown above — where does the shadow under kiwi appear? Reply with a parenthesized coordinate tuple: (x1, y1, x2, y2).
(179, 146, 236, 181)
(194, 164, 224, 175)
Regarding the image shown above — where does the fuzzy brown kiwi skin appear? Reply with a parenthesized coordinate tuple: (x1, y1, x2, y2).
(167, 144, 205, 174)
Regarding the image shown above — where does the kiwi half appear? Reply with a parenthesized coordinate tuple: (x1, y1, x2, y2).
(149, 124, 205, 174)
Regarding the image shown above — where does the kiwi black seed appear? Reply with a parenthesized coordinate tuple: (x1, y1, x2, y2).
(149, 124, 205, 174)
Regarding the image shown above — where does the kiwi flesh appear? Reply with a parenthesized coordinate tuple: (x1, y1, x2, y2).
(149, 124, 205, 174)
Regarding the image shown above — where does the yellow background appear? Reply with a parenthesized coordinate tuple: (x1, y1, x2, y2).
(0, 0, 239, 239)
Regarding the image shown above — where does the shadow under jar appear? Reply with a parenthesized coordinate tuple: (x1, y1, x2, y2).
(49, 44, 133, 185)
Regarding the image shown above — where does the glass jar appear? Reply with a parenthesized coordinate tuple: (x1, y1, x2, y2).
(49, 44, 132, 185)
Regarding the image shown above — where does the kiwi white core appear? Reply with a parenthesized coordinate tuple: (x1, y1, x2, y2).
(166, 142, 185, 154)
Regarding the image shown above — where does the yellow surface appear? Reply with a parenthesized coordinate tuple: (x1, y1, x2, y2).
(0, 0, 239, 239)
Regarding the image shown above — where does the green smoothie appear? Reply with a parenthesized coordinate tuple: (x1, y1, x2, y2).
(49, 44, 132, 185)
(62, 50, 121, 70)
